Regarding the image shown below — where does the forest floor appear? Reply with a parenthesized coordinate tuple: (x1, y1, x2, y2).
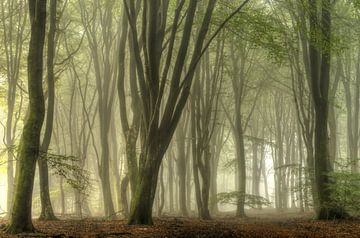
(0, 209, 359, 237)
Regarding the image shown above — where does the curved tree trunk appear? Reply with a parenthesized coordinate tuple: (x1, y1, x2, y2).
(6, 0, 47, 233)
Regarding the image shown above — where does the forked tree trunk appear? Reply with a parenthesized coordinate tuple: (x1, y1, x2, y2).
(126, 0, 247, 225)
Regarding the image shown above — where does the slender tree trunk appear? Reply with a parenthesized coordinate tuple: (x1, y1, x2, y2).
(60, 177, 65, 215)
(6, 114, 14, 216)
(168, 156, 174, 213)
(261, 157, 269, 200)
(176, 126, 188, 216)
(186, 149, 192, 212)
(234, 116, 246, 217)
(158, 164, 165, 216)
(38, 0, 57, 221)
(120, 174, 129, 218)
(298, 124, 305, 212)
(210, 154, 219, 214)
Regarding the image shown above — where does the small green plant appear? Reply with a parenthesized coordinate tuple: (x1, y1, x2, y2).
(327, 171, 360, 215)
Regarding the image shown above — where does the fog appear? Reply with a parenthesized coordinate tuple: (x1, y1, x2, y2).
(0, 0, 359, 237)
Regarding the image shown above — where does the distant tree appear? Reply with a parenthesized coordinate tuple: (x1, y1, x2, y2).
(79, 0, 118, 218)
(190, 42, 224, 219)
(0, 0, 28, 216)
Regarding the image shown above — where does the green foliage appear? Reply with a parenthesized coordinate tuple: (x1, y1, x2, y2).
(213, 1, 288, 63)
(327, 171, 360, 215)
(349, 0, 360, 10)
(217, 191, 271, 208)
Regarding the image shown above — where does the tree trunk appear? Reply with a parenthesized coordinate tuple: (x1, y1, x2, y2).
(176, 127, 188, 216)
(120, 175, 129, 218)
(297, 124, 305, 212)
(308, 0, 347, 219)
(168, 157, 174, 213)
(210, 155, 219, 214)
(60, 177, 65, 216)
(99, 130, 116, 218)
(6, 115, 14, 216)
(128, 151, 161, 225)
(158, 164, 165, 216)
(38, 0, 57, 221)
(6, 0, 47, 233)
(234, 116, 246, 218)
(125, 0, 226, 225)
(1, 0, 27, 218)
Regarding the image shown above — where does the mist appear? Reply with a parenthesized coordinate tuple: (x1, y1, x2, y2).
(0, 0, 359, 237)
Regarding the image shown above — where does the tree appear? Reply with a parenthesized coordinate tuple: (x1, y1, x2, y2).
(6, 0, 47, 233)
(175, 114, 190, 217)
(79, 0, 117, 218)
(308, 0, 346, 219)
(222, 38, 260, 217)
(124, 0, 217, 224)
(117, 1, 141, 202)
(38, 0, 57, 220)
(0, 0, 28, 216)
(190, 42, 224, 219)
(125, 0, 250, 224)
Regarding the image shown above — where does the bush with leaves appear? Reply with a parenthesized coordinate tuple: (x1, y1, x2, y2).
(327, 171, 360, 215)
